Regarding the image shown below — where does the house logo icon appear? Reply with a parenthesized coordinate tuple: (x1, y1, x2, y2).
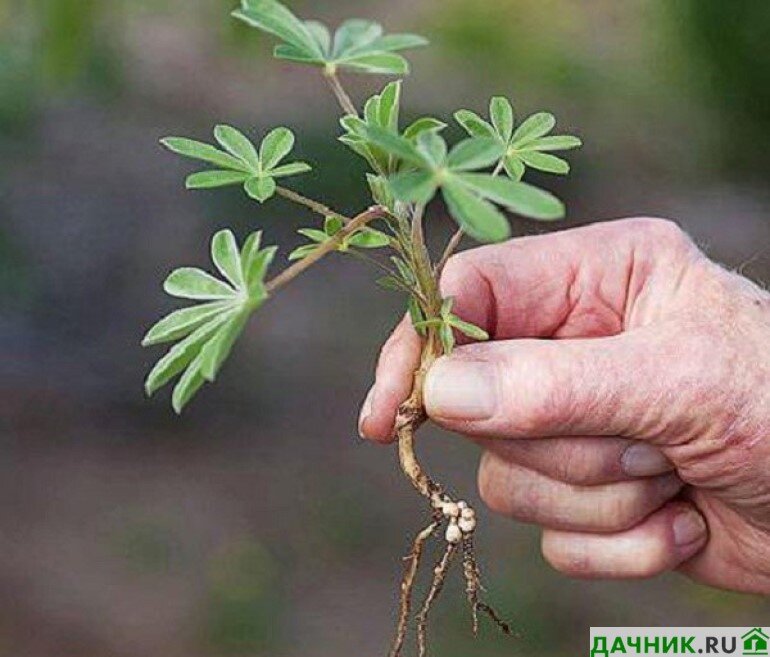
(743, 628, 769, 656)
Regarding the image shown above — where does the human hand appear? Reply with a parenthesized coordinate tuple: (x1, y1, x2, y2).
(359, 218, 770, 594)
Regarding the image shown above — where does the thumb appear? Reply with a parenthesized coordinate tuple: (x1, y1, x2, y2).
(423, 327, 704, 442)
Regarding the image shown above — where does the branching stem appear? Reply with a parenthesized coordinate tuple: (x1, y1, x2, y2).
(265, 206, 386, 293)
(276, 186, 352, 222)
(323, 68, 358, 116)
(435, 228, 463, 276)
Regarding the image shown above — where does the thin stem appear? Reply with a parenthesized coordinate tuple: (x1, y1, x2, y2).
(435, 228, 463, 276)
(266, 206, 386, 293)
(276, 186, 352, 223)
(323, 69, 357, 116)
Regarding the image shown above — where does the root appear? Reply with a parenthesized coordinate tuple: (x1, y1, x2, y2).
(416, 543, 458, 657)
(387, 345, 512, 656)
(388, 520, 440, 657)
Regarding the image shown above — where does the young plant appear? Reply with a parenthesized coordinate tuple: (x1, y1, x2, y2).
(143, 1, 581, 654)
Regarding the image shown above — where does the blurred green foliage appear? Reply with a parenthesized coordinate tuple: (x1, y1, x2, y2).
(203, 540, 284, 653)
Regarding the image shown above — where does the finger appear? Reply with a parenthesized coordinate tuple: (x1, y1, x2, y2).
(440, 218, 695, 340)
(478, 451, 683, 532)
(478, 436, 673, 485)
(358, 316, 421, 443)
(541, 501, 708, 579)
(423, 325, 712, 443)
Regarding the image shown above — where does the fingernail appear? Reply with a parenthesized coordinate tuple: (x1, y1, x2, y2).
(621, 443, 674, 477)
(673, 509, 707, 549)
(424, 358, 496, 420)
(358, 386, 375, 438)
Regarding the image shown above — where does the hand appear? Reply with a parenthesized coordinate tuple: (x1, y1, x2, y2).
(359, 218, 770, 594)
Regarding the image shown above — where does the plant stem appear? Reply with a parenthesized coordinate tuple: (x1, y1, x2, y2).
(323, 69, 358, 116)
(276, 186, 352, 223)
(266, 206, 386, 293)
(435, 228, 463, 275)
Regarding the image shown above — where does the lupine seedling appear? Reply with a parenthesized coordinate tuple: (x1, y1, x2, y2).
(143, 1, 581, 654)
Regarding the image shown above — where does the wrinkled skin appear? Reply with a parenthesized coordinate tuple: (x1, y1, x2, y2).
(359, 218, 770, 594)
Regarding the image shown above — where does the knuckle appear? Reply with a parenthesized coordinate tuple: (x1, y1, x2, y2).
(551, 442, 607, 485)
(541, 534, 591, 576)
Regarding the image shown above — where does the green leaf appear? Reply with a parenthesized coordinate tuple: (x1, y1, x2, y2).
(141, 301, 232, 347)
(522, 135, 582, 152)
(442, 180, 511, 243)
(388, 171, 438, 204)
(368, 34, 428, 53)
(304, 20, 331, 57)
(214, 125, 260, 171)
(211, 229, 244, 289)
(347, 228, 390, 248)
(199, 311, 250, 382)
(288, 244, 318, 261)
(171, 352, 206, 414)
(297, 228, 328, 243)
(366, 173, 395, 209)
(447, 137, 503, 171)
(269, 161, 311, 177)
(332, 19, 382, 58)
(145, 312, 232, 396)
(391, 257, 415, 285)
(186, 171, 250, 189)
(454, 110, 496, 139)
(455, 173, 565, 221)
(407, 295, 426, 335)
(403, 117, 446, 141)
(490, 96, 514, 142)
(324, 215, 344, 235)
(378, 81, 401, 131)
(511, 112, 556, 145)
(415, 132, 447, 168)
(439, 322, 455, 354)
(260, 127, 295, 171)
(518, 151, 570, 174)
(363, 125, 426, 167)
(245, 246, 276, 295)
(440, 297, 454, 317)
(503, 153, 525, 181)
(338, 52, 409, 75)
(164, 267, 236, 300)
(447, 315, 489, 341)
(244, 176, 277, 202)
(161, 137, 247, 171)
(273, 44, 324, 64)
(233, 0, 323, 59)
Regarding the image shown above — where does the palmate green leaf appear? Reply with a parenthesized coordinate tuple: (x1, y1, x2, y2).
(455, 173, 564, 221)
(442, 180, 511, 243)
(503, 154, 525, 181)
(269, 161, 311, 177)
(388, 170, 438, 204)
(520, 135, 582, 152)
(273, 44, 323, 64)
(324, 215, 344, 236)
(162, 137, 247, 172)
(288, 244, 318, 261)
(304, 20, 331, 57)
(214, 125, 260, 171)
(346, 228, 390, 248)
(145, 230, 277, 411)
(337, 52, 409, 75)
(363, 125, 426, 167)
(260, 127, 294, 171)
(518, 151, 570, 174)
(199, 310, 250, 382)
(142, 301, 233, 347)
(378, 81, 401, 131)
(211, 229, 244, 288)
(403, 117, 446, 141)
(145, 311, 234, 396)
(416, 132, 447, 168)
(368, 34, 428, 53)
(454, 110, 496, 139)
(186, 171, 250, 189)
(332, 19, 382, 58)
(446, 137, 503, 171)
(233, 0, 323, 60)
(511, 112, 556, 145)
(439, 322, 455, 354)
(297, 228, 328, 242)
(447, 315, 489, 341)
(164, 268, 237, 300)
(490, 96, 514, 143)
(245, 176, 277, 202)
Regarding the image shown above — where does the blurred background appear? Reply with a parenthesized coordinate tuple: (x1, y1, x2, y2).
(1, 0, 769, 655)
